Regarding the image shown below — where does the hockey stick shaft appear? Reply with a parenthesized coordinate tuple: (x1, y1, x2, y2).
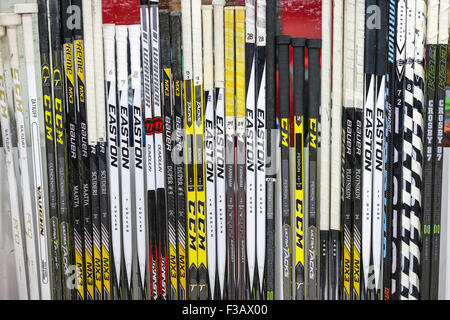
(19, 6, 52, 299)
(352, 0, 365, 300)
(224, 6, 236, 299)
(170, 10, 188, 300)
(92, 0, 111, 300)
(192, 0, 208, 300)
(291, 37, 306, 300)
(181, 0, 198, 300)
(202, 3, 217, 300)
(245, 0, 256, 299)
(82, 0, 103, 300)
(0, 27, 29, 299)
(430, 0, 449, 300)
(255, 0, 267, 300)
(277, 34, 292, 300)
(265, 0, 277, 300)
(329, 0, 344, 300)
(320, 0, 332, 301)
(306, 38, 321, 301)
(400, 0, 415, 299)
(234, 5, 247, 300)
(4, 15, 41, 300)
(160, 9, 177, 300)
(213, 0, 226, 300)
(342, 0, 356, 300)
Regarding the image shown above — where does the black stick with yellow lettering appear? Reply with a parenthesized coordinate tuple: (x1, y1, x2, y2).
(291, 37, 306, 300)
(276, 34, 291, 300)
(72, 0, 94, 300)
(61, 0, 83, 300)
(170, 10, 188, 300)
(38, 0, 63, 300)
(306, 38, 321, 301)
(160, 9, 178, 299)
(49, 0, 72, 300)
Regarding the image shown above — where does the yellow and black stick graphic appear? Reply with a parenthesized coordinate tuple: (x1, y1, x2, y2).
(61, 0, 82, 300)
(291, 37, 306, 300)
(73, 0, 94, 300)
(49, 0, 72, 299)
(277, 35, 292, 300)
(306, 38, 321, 300)
(181, 0, 198, 300)
(192, 0, 208, 300)
(170, 10, 188, 299)
(160, 9, 178, 299)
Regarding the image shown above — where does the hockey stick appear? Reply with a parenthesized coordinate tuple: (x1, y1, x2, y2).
(61, 1, 88, 299)
(277, 34, 291, 300)
(372, 0, 387, 300)
(71, 0, 95, 300)
(329, 0, 344, 300)
(224, 5, 236, 300)
(352, 0, 364, 300)
(37, 0, 64, 299)
(430, 0, 449, 300)
(400, 0, 415, 300)
(36, 0, 59, 300)
(140, 0, 158, 299)
(408, 0, 425, 300)
(1, 13, 41, 300)
(102, 0, 121, 300)
(212, 0, 227, 300)
(234, 4, 246, 300)
(0, 25, 29, 300)
(202, 1, 217, 300)
(152, 0, 168, 299)
(59, 0, 84, 300)
(391, 0, 406, 300)
(255, 0, 267, 301)
(342, 0, 356, 300)
(319, 0, 332, 301)
(152, 1, 168, 301)
(119, 0, 141, 300)
(191, 0, 208, 300)
(291, 36, 306, 300)
(362, 0, 376, 298)
(15, 3, 52, 300)
(420, 0, 439, 300)
(382, 0, 397, 300)
(116, 0, 132, 300)
(82, 0, 103, 300)
(161, 4, 177, 301)
(245, 0, 256, 300)
(169, 9, 188, 300)
(160, 6, 177, 300)
(181, 0, 198, 300)
(306, 38, 321, 301)
(381, 0, 397, 300)
(127, 1, 145, 300)
(265, 0, 277, 300)
(92, 0, 111, 300)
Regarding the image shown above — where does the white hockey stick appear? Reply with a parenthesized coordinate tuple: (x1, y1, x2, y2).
(0, 25, 29, 300)
(212, 0, 226, 299)
(202, 3, 216, 300)
(16, 3, 51, 300)
(1, 13, 40, 299)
